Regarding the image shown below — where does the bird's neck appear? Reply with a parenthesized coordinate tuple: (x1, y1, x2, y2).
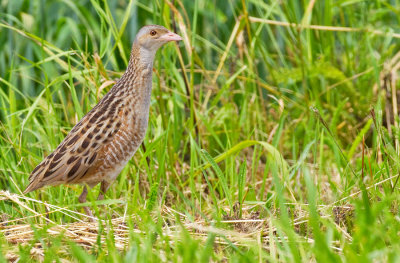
(138, 47, 156, 69)
(127, 44, 155, 73)
(119, 44, 155, 97)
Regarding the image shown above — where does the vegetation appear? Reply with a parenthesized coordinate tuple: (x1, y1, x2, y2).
(1, 0, 400, 261)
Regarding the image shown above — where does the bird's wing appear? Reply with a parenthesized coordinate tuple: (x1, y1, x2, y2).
(24, 94, 125, 193)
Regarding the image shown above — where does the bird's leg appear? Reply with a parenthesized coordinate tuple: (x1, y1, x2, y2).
(97, 181, 111, 201)
(79, 186, 95, 220)
(39, 192, 50, 220)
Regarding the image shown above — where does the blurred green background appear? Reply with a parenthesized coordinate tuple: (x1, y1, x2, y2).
(1, 0, 400, 262)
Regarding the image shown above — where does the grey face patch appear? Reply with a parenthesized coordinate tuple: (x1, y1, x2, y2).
(134, 25, 172, 53)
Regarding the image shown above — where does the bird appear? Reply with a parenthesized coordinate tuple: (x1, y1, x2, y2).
(24, 25, 182, 218)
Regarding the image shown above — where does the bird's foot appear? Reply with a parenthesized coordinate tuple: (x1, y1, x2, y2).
(83, 206, 97, 222)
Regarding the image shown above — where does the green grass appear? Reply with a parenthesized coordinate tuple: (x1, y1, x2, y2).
(1, 0, 400, 261)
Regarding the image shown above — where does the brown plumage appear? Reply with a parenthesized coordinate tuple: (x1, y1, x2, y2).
(24, 25, 182, 218)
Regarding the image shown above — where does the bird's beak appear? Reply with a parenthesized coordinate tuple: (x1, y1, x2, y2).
(159, 31, 183, 42)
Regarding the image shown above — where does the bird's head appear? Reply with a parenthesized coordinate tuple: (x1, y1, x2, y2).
(134, 25, 182, 53)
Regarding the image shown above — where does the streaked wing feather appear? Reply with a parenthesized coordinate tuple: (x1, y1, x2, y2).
(24, 99, 123, 193)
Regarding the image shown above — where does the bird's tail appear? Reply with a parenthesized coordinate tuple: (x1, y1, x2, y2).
(23, 181, 42, 194)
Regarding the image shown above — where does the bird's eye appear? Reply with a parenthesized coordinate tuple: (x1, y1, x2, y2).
(150, 30, 157, 36)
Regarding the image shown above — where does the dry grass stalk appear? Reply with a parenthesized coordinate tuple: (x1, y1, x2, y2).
(248, 16, 400, 39)
(1, 190, 350, 257)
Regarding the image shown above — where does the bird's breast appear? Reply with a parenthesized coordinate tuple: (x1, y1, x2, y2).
(89, 79, 153, 182)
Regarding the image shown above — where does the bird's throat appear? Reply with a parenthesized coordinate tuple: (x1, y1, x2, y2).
(122, 45, 155, 96)
(138, 48, 156, 69)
